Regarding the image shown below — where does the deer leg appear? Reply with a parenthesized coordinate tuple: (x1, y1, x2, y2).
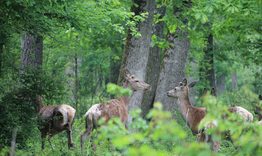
(41, 136, 45, 150)
(80, 128, 92, 152)
(66, 124, 74, 149)
(125, 122, 129, 129)
(47, 136, 54, 150)
(41, 131, 47, 150)
(81, 115, 94, 151)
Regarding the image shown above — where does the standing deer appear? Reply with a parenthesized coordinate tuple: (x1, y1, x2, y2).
(80, 71, 151, 150)
(167, 78, 204, 134)
(167, 78, 254, 151)
(34, 96, 76, 149)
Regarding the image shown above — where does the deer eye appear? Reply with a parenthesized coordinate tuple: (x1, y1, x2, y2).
(135, 80, 139, 82)
(174, 88, 177, 91)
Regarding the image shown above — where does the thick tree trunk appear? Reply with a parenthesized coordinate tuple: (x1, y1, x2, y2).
(199, 34, 216, 90)
(118, 0, 155, 112)
(141, 7, 165, 117)
(154, 29, 189, 111)
(21, 33, 43, 71)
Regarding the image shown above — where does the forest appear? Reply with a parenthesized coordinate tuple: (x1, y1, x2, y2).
(0, 0, 261, 155)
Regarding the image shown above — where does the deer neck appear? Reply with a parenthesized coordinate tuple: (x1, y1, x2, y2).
(119, 96, 130, 106)
(119, 80, 134, 107)
(177, 95, 193, 122)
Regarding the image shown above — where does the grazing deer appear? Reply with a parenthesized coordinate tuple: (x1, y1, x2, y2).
(80, 71, 151, 150)
(203, 88, 253, 122)
(228, 106, 253, 122)
(34, 96, 76, 149)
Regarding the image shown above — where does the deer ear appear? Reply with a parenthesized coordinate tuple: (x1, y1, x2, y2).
(182, 78, 187, 86)
(123, 69, 131, 79)
(188, 80, 197, 88)
(123, 68, 131, 76)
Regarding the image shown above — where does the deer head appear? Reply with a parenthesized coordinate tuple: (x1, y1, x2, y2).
(124, 69, 151, 91)
(167, 78, 197, 98)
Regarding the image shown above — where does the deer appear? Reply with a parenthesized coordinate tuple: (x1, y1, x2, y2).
(167, 78, 254, 151)
(34, 96, 76, 149)
(80, 70, 151, 150)
(167, 78, 205, 134)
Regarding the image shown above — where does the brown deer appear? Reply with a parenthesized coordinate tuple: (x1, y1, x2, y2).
(167, 78, 205, 134)
(80, 71, 151, 150)
(167, 78, 254, 151)
(34, 96, 76, 149)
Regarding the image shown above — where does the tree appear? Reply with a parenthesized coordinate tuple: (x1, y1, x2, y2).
(20, 33, 43, 71)
(154, 2, 190, 111)
(199, 33, 216, 92)
(141, 6, 166, 117)
(118, 0, 155, 112)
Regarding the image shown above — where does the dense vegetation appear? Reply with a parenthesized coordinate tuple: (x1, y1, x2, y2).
(0, 0, 261, 155)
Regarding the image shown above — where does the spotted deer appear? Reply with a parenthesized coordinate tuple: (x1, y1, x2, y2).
(80, 70, 151, 150)
(34, 96, 76, 149)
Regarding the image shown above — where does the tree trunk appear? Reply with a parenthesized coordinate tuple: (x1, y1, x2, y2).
(188, 60, 199, 105)
(21, 33, 43, 71)
(74, 53, 79, 115)
(154, 29, 189, 111)
(141, 6, 165, 117)
(0, 32, 6, 77)
(217, 73, 226, 95)
(199, 34, 216, 90)
(118, 0, 155, 112)
(0, 42, 3, 77)
(231, 72, 238, 90)
(109, 56, 121, 84)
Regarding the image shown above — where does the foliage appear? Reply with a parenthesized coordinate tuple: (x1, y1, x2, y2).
(0, 0, 261, 155)
(106, 83, 132, 97)
(200, 94, 262, 156)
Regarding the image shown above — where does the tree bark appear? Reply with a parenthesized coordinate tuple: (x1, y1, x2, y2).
(118, 0, 155, 112)
(217, 73, 226, 95)
(154, 29, 189, 111)
(199, 34, 216, 90)
(141, 6, 165, 117)
(0, 32, 6, 77)
(231, 72, 238, 90)
(0, 42, 3, 77)
(21, 32, 43, 71)
(74, 53, 79, 115)
(109, 56, 121, 84)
